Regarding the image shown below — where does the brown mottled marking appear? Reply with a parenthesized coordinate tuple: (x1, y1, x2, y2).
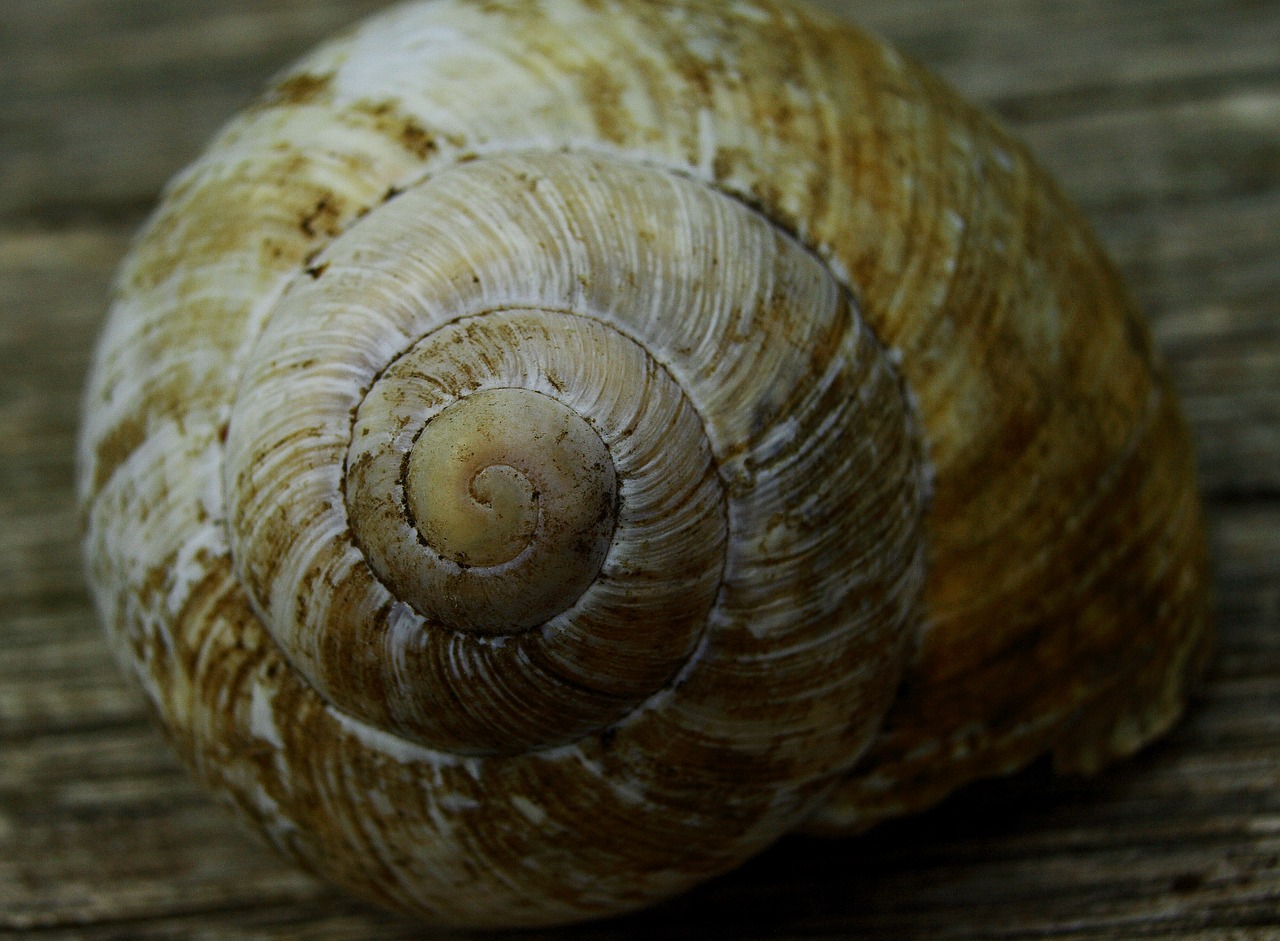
(578, 62, 629, 146)
(124, 153, 316, 293)
(712, 146, 750, 182)
(399, 120, 437, 160)
(300, 195, 344, 238)
(259, 72, 335, 109)
(91, 414, 147, 496)
(348, 101, 441, 161)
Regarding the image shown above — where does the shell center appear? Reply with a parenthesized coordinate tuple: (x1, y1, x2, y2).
(403, 386, 618, 630)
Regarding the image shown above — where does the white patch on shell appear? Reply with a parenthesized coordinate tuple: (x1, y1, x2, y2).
(438, 792, 481, 813)
(327, 705, 449, 767)
(511, 795, 547, 825)
(729, 1, 772, 22)
(366, 787, 396, 818)
(250, 680, 284, 749)
(609, 778, 648, 805)
(696, 107, 717, 178)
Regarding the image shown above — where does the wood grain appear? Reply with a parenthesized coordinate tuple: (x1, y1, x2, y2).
(2, 0, 1277, 937)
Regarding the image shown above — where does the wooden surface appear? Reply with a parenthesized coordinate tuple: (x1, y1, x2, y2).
(2, 0, 1278, 937)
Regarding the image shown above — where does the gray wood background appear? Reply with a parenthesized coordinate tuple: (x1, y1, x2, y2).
(2, 0, 1278, 937)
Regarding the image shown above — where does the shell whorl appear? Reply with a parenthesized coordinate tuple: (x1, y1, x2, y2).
(77, 0, 1211, 927)
(221, 152, 924, 761)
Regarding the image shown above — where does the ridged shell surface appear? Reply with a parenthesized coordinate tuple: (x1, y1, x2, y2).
(78, 0, 1212, 927)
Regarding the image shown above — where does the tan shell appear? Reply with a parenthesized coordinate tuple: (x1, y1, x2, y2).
(76, 0, 1212, 928)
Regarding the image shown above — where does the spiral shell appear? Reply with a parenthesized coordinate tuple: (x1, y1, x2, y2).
(77, 0, 1212, 927)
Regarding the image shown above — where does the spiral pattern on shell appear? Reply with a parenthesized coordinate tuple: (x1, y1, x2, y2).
(222, 152, 925, 769)
(78, 0, 1212, 927)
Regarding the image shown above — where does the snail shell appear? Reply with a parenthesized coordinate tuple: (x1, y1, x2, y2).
(77, 0, 1212, 927)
